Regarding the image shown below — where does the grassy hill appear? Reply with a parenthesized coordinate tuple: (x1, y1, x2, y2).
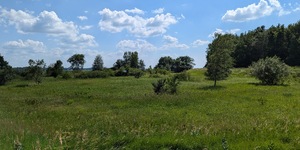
(0, 69, 299, 149)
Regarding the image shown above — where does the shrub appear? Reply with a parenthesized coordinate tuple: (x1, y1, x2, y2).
(152, 76, 180, 94)
(174, 71, 190, 81)
(166, 76, 180, 94)
(128, 68, 144, 78)
(62, 72, 72, 79)
(250, 56, 290, 85)
(152, 78, 166, 94)
(74, 70, 113, 79)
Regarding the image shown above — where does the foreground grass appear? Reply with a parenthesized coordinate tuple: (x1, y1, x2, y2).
(0, 69, 299, 149)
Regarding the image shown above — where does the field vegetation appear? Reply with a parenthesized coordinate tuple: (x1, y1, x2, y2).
(0, 68, 299, 149)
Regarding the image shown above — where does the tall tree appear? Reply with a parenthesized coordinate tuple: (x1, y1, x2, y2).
(130, 51, 139, 68)
(0, 54, 13, 85)
(206, 34, 234, 87)
(46, 60, 63, 78)
(26, 59, 46, 84)
(139, 59, 146, 71)
(67, 54, 85, 71)
(155, 56, 174, 71)
(92, 55, 104, 71)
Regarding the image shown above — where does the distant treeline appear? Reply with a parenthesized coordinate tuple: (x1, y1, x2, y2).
(213, 21, 300, 68)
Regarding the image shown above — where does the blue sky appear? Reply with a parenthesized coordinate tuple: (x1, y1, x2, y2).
(1, 0, 300, 68)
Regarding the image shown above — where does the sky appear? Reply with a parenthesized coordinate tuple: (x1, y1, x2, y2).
(0, 0, 300, 68)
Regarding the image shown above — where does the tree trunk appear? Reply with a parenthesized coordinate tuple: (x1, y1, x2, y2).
(214, 79, 217, 87)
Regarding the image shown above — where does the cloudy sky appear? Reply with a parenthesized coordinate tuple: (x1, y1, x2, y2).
(0, 0, 300, 68)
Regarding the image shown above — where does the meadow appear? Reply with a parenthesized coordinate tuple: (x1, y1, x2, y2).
(0, 69, 299, 149)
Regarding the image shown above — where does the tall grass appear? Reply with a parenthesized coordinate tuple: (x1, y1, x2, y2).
(0, 69, 299, 149)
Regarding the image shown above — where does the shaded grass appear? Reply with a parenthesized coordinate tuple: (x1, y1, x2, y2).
(0, 69, 299, 149)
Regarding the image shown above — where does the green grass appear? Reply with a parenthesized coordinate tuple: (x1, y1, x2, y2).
(0, 69, 299, 149)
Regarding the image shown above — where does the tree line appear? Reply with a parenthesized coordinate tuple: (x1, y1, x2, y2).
(211, 21, 300, 68)
(0, 52, 195, 85)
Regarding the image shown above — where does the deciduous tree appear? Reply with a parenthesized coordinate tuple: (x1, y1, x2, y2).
(67, 54, 85, 71)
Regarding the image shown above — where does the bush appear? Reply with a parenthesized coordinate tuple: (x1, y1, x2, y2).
(74, 70, 114, 79)
(250, 56, 290, 85)
(174, 71, 190, 81)
(128, 68, 144, 78)
(152, 76, 180, 94)
(62, 72, 72, 79)
(152, 78, 166, 94)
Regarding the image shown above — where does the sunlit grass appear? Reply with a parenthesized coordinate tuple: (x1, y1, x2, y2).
(0, 69, 299, 149)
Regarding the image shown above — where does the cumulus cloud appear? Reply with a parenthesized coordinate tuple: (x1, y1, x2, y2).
(152, 8, 164, 14)
(209, 28, 240, 38)
(3, 39, 45, 53)
(222, 0, 300, 22)
(162, 35, 189, 50)
(125, 8, 145, 15)
(79, 25, 93, 30)
(0, 9, 77, 35)
(222, 0, 274, 22)
(191, 40, 210, 47)
(116, 39, 157, 52)
(78, 16, 88, 21)
(0, 7, 97, 49)
(98, 8, 177, 37)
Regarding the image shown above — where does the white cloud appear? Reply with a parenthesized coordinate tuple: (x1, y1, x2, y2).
(125, 8, 144, 15)
(152, 8, 164, 14)
(3, 39, 45, 53)
(162, 35, 189, 50)
(0, 7, 98, 49)
(191, 40, 210, 47)
(0, 9, 77, 35)
(181, 14, 186, 19)
(209, 28, 240, 38)
(78, 16, 88, 21)
(80, 25, 93, 30)
(98, 8, 177, 37)
(222, 0, 300, 21)
(222, 0, 274, 22)
(116, 39, 157, 52)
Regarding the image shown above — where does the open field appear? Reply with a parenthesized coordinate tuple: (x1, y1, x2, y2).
(0, 69, 299, 149)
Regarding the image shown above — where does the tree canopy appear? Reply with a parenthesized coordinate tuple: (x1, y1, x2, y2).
(0, 54, 13, 85)
(205, 34, 234, 86)
(221, 21, 300, 67)
(155, 56, 195, 73)
(67, 54, 85, 71)
(26, 59, 46, 84)
(46, 60, 64, 78)
(92, 55, 104, 71)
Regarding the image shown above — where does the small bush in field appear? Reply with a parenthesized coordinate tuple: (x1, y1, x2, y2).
(62, 72, 72, 79)
(166, 76, 180, 94)
(152, 78, 166, 94)
(174, 71, 191, 81)
(250, 56, 290, 85)
(129, 68, 144, 78)
(152, 76, 180, 94)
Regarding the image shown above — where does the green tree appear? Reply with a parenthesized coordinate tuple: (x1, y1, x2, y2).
(173, 56, 195, 73)
(155, 56, 174, 71)
(206, 34, 234, 87)
(113, 59, 125, 70)
(26, 59, 46, 84)
(130, 51, 139, 68)
(139, 59, 145, 71)
(46, 60, 63, 78)
(67, 54, 85, 71)
(250, 56, 290, 85)
(92, 55, 104, 71)
(0, 54, 14, 85)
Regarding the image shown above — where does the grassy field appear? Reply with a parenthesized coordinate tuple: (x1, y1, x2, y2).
(0, 69, 299, 149)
